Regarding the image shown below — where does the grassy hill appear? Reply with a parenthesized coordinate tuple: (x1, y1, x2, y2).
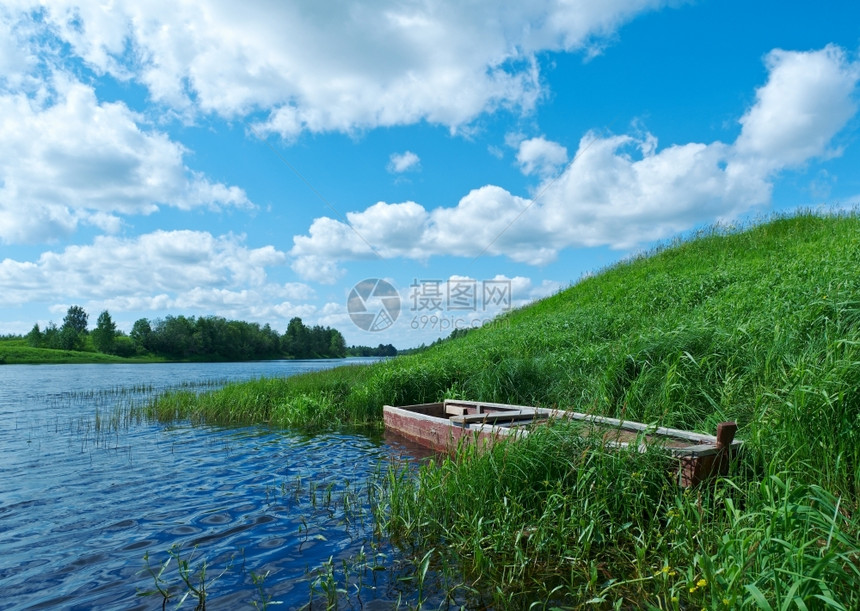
(147, 212, 860, 608)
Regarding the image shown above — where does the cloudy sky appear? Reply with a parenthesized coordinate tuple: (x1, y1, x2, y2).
(1, 0, 858, 348)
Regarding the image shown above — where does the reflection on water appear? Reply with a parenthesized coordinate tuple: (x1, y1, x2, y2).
(0, 360, 436, 610)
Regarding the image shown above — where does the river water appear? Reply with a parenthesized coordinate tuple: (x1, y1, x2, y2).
(0, 360, 432, 610)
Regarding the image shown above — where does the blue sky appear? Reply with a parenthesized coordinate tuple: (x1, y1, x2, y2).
(1, 0, 859, 348)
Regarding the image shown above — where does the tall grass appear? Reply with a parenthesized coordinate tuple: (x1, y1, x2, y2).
(145, 211, 860, 607)
(144, 363, 383, 429)
(371, 425, 860, 608)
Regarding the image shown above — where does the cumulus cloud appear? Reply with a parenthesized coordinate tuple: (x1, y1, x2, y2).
(735, 45, 859, 168)
(388, 151, 421, 173)
(291, 201, 431, 280)
(516, 136, 568, 176)
(0, 78, 252, 244)
(6, 0, 671, 136)
(0, 231, 318, 325)
(0, 8, 36, 91)
(289, 45, 860, 277)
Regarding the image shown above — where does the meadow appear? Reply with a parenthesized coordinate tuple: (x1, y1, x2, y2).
(146, 212, 860, 608)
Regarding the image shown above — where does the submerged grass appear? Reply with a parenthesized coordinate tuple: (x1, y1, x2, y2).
(145, 211, 860, 608)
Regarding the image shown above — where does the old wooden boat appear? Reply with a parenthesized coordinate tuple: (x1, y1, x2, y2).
(383, 399, 741, 487)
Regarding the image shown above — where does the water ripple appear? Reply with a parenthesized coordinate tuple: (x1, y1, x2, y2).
(0, 360, 431, 610)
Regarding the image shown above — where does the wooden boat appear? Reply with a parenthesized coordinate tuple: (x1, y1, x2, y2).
(383, 399, 741, 487)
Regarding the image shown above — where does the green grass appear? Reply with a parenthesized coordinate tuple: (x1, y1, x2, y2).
(145, 363, 380, 428)
(147, 211, 860, 608)
(0, 338, 166, 364)
(371, 425, 860, 609)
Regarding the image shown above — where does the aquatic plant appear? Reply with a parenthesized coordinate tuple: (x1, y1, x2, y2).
(139, 545, 233, 610)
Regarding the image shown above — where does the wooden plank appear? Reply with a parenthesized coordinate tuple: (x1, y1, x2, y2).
(444, 399, 543, 413)
(548, 410, 725, 444)
(450, 411, 549, 425)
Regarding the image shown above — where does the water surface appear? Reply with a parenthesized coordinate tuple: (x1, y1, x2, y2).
(0, 360, 429, 610)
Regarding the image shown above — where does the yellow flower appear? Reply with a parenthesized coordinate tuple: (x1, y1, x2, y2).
(689, 586, 697, 593)
(697, 578, 708, 588)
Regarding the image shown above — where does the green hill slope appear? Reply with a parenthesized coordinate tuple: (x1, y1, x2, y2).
(149, 212, 860, 608)
(154, 212, 860, 488)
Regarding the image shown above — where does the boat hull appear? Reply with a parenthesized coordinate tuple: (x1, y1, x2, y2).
(383, 403, 520, 453)
(383, 400, 741, 487)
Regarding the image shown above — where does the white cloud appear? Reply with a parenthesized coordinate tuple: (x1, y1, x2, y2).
(0, 231, 319, 327)
(388, 151, 421, 173)
(290, 255, 348, 286)
(735, 45, 860, 168)
(427, 186, 555, 263)
(0, 8, 36, 91)
(516, 136, 568, 176)
(288, 45, 860, 277)
(0, 78, 252, 244)
(291, 201, 431, 280)
(7, 1, 672, 136)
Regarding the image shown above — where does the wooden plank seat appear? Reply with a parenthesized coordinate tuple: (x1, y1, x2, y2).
(450, 410, 549, 425)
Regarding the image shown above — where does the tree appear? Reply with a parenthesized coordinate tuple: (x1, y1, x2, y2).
(62, 305, 89, 334)
(58, 324, 83, 350)
(328, 329, 347, 358)
(113, 334, 137, 357)
(43, 322, 60, 349)
(92, 310, 117, 353)
(283, 317, 310, 358)
(150, 315, 195, 358)
(130, 318, 153, 351)
(376, 343, 397, 357)
(26, 323, 43, 347)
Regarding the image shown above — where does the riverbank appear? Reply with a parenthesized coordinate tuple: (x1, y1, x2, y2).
(0, 339, 167, 364)
(143, 211, 860, 608)
(0, 338, 373, 365)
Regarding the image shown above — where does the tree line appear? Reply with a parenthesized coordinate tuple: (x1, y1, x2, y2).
(345, 343, 398, 357)
(23, 306, 377, 361)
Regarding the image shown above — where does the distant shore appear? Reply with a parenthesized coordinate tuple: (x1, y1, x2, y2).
(0, 339, 354, 365)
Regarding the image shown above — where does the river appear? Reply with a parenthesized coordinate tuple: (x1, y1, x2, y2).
(0, 360, 431, 610)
